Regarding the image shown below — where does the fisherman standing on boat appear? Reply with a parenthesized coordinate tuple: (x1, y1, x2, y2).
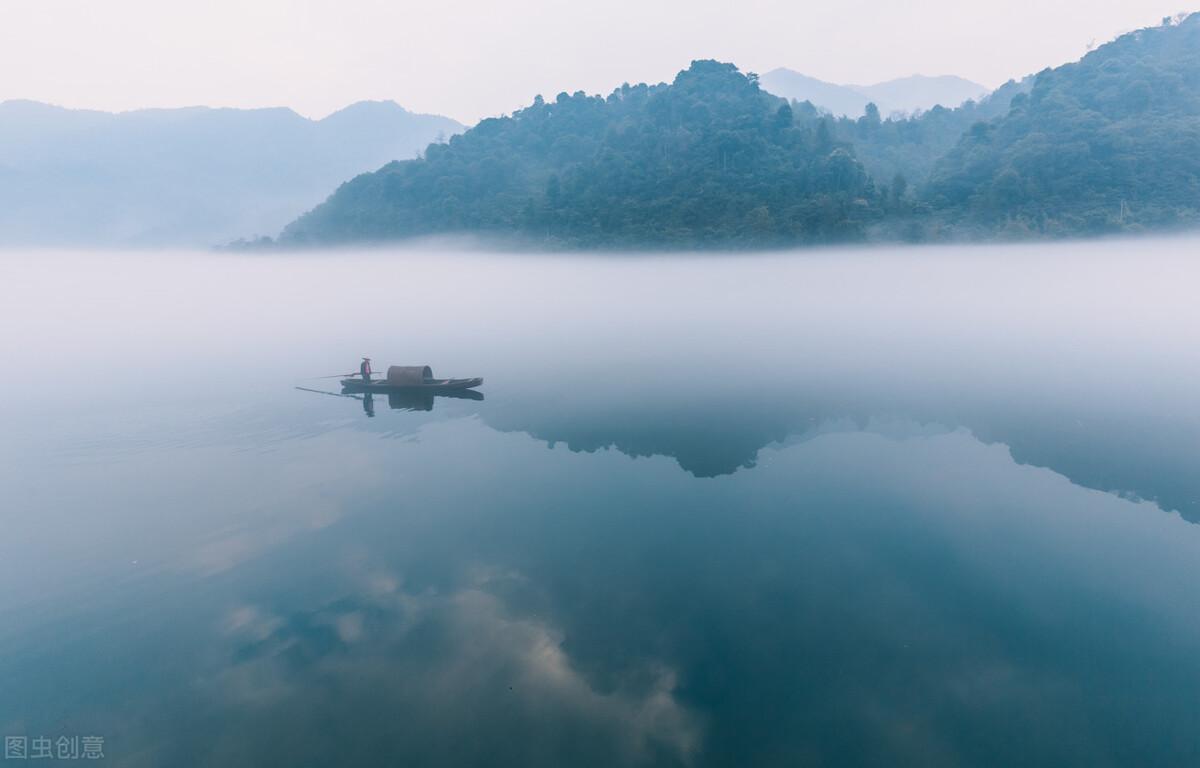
(360, 357, 373, 383)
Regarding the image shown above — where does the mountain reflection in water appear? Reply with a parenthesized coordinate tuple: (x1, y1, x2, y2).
(2, 242, 1199, 767)
(316, 380, 1198, 521)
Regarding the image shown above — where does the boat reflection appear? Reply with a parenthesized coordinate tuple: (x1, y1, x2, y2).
(295, 385, 483, 416)
(382, 388, 484, 412)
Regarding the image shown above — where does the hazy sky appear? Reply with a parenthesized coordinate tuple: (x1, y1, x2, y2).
(0, 1, 1189, 124)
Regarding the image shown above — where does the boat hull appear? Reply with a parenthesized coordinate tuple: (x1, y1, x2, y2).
(341, 377, 483, 392)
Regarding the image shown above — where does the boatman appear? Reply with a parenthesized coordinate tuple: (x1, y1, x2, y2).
(360, 357, 372, 382)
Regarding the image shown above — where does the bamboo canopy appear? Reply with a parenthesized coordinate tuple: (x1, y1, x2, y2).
(386, 365, 433, 386)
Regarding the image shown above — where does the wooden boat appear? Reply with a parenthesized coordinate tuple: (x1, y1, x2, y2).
(341, 365, 483, 392)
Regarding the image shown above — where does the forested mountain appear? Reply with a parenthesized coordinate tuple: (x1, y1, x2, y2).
(278, 14, 1200, 249)
(0, 100, 462, 246)
(927, 13, 1200, 235)
(282, 61, 882, 247)
(817, 77, 1033, 188)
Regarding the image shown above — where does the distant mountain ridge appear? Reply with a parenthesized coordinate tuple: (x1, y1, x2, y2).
(757, 71, 872, 117)
(760, 69, 988, 117)
(0, 100, 463, 246)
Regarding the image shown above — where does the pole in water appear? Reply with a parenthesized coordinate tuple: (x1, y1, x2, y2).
(294, 386, 363, 400)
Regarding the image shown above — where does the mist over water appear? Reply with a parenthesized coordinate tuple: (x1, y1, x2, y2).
(2, 239, 1199, 766)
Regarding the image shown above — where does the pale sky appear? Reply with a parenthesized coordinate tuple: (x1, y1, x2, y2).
(0, 0, 1189, 124)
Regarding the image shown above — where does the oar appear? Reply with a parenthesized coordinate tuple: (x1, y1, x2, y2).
(309, 372, 363, 379)
(294, 386, 363, 400)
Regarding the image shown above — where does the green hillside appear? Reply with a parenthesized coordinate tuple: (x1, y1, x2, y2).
(278, 14, 1200, 248)
(927, 14, 1200, 235)
(281, 61, 881, 247)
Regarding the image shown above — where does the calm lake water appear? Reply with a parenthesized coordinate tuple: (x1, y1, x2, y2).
(2, 240, 1199, 766)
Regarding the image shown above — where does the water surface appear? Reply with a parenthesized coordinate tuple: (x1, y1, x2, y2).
(2, 240, 1199, 766)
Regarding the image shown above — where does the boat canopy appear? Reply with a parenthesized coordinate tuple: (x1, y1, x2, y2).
(387, 365, 433, 386)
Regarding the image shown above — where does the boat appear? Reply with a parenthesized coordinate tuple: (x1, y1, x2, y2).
(341, 365, 483, 392)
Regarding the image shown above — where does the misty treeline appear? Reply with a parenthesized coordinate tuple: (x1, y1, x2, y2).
(280, 13, 1200, 248)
